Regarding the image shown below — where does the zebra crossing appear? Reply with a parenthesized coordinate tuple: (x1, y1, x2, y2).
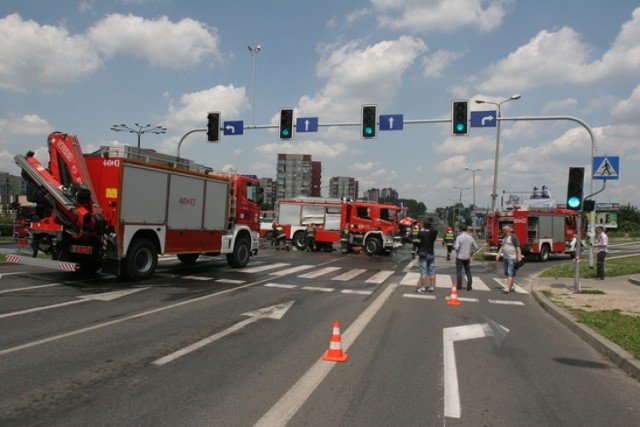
(225, 261, 529, 300)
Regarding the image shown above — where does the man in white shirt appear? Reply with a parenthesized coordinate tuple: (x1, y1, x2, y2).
(592, 225, 608, 280)
(453, 225, 478, 291)
(495, 225, 522, 293)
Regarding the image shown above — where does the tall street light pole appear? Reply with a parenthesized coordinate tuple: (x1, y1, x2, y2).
(453, 186, 469, 228)
(464, 166, 482, 217)
(248, 45, 261, 126)
(110, 123, 167, 150)
(475, 94, 521, 212)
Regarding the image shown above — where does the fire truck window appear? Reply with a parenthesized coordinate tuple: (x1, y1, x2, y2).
(356, 206, 370, 219)
(380, 209, 391, 221)
(246, 183, 258, 203)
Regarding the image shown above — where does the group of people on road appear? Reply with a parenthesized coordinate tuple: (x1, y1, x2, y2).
(415, 222, 526, 294)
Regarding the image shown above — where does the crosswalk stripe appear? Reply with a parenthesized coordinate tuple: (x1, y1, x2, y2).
(403, 293, 436, 300)
(264, 283, 297, 289)
(471, 277, 492, 291)
(341, 289, 373, 295)
(270, 265, 314, 276)
(298, 266, 342, 279)
(365, 270, 394, 284)
(492, 278, 529, 294)
(489, 300, 525, 306)
(436, 274, 453, 288)
(403, 259, 418, 272)
(239, 263, 290, 273)
(332, 268, 367, 281)
(301, 286, 334, 292)
(183, 276, 212, 281)
(215, 278, 246, 284)
(400, 272, 420, 286)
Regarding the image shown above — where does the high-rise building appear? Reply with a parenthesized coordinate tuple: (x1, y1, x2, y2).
(276, 154, 322, 200)
(329, 176, 358, 200)
(258, 177, 277, 208)
(380, 187, 398, 202)
(365, 188, 380, 202)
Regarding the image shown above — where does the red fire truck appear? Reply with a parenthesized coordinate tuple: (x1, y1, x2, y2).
(9, 132, 262, 279)
(276, 197, 404, 255)
(486, 203, 580, 261)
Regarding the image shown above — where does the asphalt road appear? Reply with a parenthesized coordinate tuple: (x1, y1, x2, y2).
(1, 244, 640, 426)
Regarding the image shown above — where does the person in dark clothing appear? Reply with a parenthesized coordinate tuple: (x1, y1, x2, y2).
(416, 220, 438, 293)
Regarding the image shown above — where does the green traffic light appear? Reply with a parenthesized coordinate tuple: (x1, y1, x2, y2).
(282, 129, 290, 137)
(456, 123, 465, 132)
(567, 196, 581, 209)
(364, 127, 373, 135)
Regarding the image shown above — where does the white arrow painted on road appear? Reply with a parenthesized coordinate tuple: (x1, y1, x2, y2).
(481, 115, 495, 126)
(152, 300, 295, 366)
(444, 319, 509, 419)
(225, 124, 236, 133)
(0, 288, 149, 319)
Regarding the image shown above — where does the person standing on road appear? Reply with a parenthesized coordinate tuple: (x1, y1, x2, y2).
(273, 223, 288, 251)
(416, 220, 438, 293)
(340, 224, 350, 254)
(443, 227, 455, 260)
(495, 225, 522, 293)
(593, 225, 608, 280)
(454, 225, 478, 291)
(411, 222, 421, 259)
(305, 223, 316, 252)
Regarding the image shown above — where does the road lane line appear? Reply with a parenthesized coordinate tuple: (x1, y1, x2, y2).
(403, 293, 436, 300)
(301, 286, 334, 292)
(255, 281, 398, 427)
(340, 289, 373, 296)
(365, 270, 393, 284)
(0, 282, 62, 294)
(488, 300, 525, 306)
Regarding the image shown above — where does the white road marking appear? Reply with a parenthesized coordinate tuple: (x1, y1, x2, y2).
(255, 282, 398, 426)
(301, 286, 334, 292)
(183, 276, 212, 281)
(340, 289, 373, 296)
(270, 265, 314, 276)
(215, 278, 246, 284)
(403, 293, 436, 300)
(332, 268, 366, 281)
(0, 282, 62, 294)
(264, 283, 297, 289)
(488, 300, 525, 306)
(365, 270, 394, 284)
(238, 263, 290, 273)
(399, 272, 420, 286)
(298, 266, 341, 279)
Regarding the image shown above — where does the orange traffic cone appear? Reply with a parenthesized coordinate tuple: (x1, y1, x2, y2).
(447, 285, 461, 306)
(322, 320, 349, 362)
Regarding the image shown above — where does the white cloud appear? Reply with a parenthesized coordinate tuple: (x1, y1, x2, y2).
(164, 85, 249, 131)
(373, 0, 511, 33)
(611, 85, 640, 125)
(255, 141, 348, 159)
(422, 49, 465, 78)
(351, 161, 378, 171)
(541, 98, 579, 114)
(0, 14, 102, 92)
(87, 14, 221, 68)
(0, 114, 53, 135)
(478, 9, 640, 92)
(299, 36, 426, 121)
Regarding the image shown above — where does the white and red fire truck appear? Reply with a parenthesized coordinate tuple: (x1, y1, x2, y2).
(486, 197, 580, 261)
(9, 132, 261, 279)
(275, 197, 404, 255)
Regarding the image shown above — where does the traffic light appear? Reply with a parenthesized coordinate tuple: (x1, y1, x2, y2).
(451, 100, 469, 135)
(207, 112, 220, 142)
(361, 104, 377, 139)
(279, 108, 294, 140)
(566, 167, 584, 210)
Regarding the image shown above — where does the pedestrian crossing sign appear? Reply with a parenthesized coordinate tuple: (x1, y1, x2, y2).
(592, 156, 619, 180)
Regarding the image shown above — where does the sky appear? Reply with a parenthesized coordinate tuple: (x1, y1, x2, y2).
(1, 0, 639, 211)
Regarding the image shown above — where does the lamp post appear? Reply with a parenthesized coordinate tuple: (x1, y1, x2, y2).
(475, 94, 521, 212)
(110, 123, 167, 150)
(453, 186, 469, 228)
(465, 166, 482, 234)
(248, 45, 261, 126)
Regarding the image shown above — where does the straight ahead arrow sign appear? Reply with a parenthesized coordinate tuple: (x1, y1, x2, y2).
(152, 301, 295, 366)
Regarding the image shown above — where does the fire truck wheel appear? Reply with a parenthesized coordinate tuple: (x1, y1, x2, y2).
(227, 237, 251, 268)
(293, 231, 306, 251)
(364, 237, 382, 255)
(123, 238, 158, 280)
(538, 244, 550, 262)
(177, 253, 200, 264)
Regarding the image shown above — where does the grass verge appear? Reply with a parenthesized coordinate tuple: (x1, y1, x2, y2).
(543, 290, 640, 359)
(540, 255, 640, 278)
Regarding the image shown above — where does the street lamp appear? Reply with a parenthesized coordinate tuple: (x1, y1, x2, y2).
(248, 44, 261, 126)
(453, 186, 469, 228)
(110, 123, 167, 150)
(465, 166, 482, 231)
(475, 94, 521, 212)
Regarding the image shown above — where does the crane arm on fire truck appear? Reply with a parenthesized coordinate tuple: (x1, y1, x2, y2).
(14, 133, 103, 234)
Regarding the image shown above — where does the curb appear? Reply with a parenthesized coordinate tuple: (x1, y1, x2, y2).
(532, 284, 640, 381)
(629, 276, 640, 287)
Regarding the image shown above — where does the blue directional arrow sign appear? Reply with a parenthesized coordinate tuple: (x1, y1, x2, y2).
(592, 156, 619, 180)
(470, 111, 496, 128)
(379, 114, 403, 131)
(223, 120, 244, 136)
(296, 117, 318, 133)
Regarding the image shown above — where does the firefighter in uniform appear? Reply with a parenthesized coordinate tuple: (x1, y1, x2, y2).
(305, 223, 316, 252)
(411, 222, 421, 258)
(273, 223, 288, 251)
(340, 224, 351, 254)
(443, 227, 456, 260)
